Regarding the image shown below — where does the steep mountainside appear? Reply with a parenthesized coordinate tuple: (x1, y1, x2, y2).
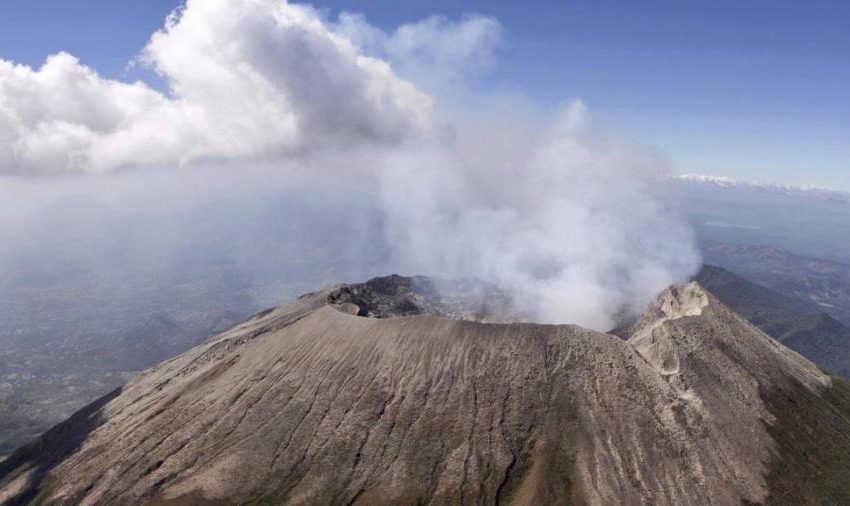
(695, 265, 850, 378)
(703, 244, 850, 325)
(1, 276, 850, 505)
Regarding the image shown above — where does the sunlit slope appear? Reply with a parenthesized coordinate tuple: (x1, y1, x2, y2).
(1, 276, 849, 505)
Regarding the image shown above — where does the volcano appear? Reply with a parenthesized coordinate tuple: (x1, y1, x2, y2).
(2, 275, 850, 505)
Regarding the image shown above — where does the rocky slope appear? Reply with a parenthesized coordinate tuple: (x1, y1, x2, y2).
(1, 275, 850, 505)
(695, 264, 850, 378)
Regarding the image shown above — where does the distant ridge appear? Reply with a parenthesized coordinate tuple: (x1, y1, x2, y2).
(678, 173, 850, 203)
(695, 265, 850, 378)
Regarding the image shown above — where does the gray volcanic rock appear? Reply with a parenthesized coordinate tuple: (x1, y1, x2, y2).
(695, 264, 850, 378)
(2, 275, 850, 505)
(326, 275, 517, 321)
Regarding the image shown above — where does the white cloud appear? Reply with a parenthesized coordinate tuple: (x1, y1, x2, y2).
(334, 12, 503, 94)
(0, 52, 165, 174)
(0, 0, 435, 175)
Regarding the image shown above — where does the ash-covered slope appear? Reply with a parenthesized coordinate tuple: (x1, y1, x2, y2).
(2, 276, 850, 505)
(695, 264, 850, 378)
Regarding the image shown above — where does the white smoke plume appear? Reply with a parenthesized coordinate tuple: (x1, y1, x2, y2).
(0, 0, 700, 329)
(380, 100, 699, 328)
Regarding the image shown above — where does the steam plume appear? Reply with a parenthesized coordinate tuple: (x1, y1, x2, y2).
(0, 0, 700, 329)
(379, 100, 699, 328)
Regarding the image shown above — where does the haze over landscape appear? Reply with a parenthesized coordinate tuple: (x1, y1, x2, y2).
(1, 1, 849, 505)
(0, 0, 704, 328)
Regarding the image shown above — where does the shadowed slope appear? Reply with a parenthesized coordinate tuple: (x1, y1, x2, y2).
(0, 388, 121, 505)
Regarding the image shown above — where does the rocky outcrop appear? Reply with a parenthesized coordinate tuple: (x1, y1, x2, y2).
(325, 275, 516, 321)
(1, 276, 849, 505)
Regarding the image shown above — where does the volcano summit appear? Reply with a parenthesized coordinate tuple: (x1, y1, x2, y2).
(2, 275, 850, 505)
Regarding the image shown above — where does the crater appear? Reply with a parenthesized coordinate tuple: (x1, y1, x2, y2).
(326, 274, 518, 322)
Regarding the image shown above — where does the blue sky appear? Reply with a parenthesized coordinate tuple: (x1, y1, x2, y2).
(0, 0, 847, 190)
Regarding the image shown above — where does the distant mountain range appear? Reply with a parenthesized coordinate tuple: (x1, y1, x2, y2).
(679, 174, 850, 204)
